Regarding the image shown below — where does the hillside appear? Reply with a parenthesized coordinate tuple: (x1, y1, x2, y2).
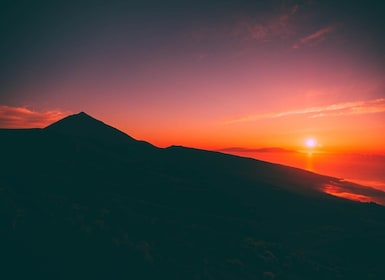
(1, 112, 385, 279)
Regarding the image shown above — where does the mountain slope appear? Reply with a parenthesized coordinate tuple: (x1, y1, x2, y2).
(45, 112, 130, 139)
(45, 111, 157, 160)
(1, 113, 385, 279)
(46, 111, 154, 147)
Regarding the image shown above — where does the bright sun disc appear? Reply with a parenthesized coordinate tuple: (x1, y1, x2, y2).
(305, 138, 317, 148)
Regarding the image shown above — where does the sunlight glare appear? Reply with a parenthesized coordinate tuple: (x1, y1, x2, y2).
(305, 138, 317, 148)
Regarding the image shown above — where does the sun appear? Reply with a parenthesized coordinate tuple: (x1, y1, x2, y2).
(305, 137, 317, 148)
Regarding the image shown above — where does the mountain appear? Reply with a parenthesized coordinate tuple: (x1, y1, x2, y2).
(45, 111, 156, 154)
(1, 112, 385, 280)
(46, 112, 134, 142)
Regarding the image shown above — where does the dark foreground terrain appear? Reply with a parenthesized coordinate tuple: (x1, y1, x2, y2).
(1, 112, 385, 279)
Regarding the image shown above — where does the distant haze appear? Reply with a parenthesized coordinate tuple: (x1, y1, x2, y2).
(223, 149, 385, 191)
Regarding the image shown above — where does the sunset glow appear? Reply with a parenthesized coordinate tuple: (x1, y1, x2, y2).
(1, 1, 384, 195)
(2, 2, 385, 278)
(322, 183, 385, 205)
(305, 138, 317, 149)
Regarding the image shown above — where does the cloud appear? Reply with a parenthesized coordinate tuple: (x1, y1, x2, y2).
(225, 98, 385, 124)
(322, 180, 385, 205)
(188, 4, 299, 44)
(217, 147, 296, 153)
(292, 26, 334, 48)
(232, 5, 299, 42)
(0, 105, 71, 128)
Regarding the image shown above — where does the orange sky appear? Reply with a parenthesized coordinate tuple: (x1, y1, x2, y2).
(1, 0, 384, 154)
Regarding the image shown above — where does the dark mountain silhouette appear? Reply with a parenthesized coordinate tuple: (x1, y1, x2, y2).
(46, 112, 135, 142)
(1, 112, 385, 280)
(45, 112, 156, 154)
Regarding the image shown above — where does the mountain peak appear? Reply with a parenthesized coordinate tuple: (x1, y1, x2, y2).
(66, 111, 96, 121)
(71, 111, 104, 123)
(45, 111, 103, 130)
(44, 111, 155, 151)
(76, 111, 93, 118)
(44, 111, 134, 141)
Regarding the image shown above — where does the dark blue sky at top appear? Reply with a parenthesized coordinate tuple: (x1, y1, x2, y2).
(1, 0, 384, 106)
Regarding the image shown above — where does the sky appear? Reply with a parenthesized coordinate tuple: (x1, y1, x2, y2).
(1, 0, 385, 153)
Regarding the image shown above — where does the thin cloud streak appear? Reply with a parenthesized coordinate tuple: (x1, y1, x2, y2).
(188, 4, 299, 45)
(226, 98, 385, 124)
(0, 105, 71, 128)
(322, 180, 385, 205)
(292, 26, 334, 48)
(233, 4, 299, 42)
(217, 147, 296, 153)
(301, 26, 334, 42)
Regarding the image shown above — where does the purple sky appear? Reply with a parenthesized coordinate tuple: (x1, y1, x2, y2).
(1, 0, 384, 151)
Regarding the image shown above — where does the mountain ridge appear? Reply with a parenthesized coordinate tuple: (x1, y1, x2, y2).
(45, 111, 135, 139)
(1, 111, 385, 279)
(44, 111, 156, 152)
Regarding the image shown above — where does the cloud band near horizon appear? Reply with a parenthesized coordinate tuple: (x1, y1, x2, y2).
(0, 105, 71, 128)
(225, 98, 385, 124)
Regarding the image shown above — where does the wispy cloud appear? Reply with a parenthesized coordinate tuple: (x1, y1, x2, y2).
(292, 26, 334, 48)
(0, 105, 71, 128)
(188, 4, 299, 44)
(188, 4, 340, 53)
(217, 147, 296, 153)
(225, 98, 385, 124)
(232, 5, 299, 42)
(322, 180, 385, 205)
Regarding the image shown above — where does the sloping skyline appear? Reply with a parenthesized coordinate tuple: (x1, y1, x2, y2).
(1, 0, 384, 152)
